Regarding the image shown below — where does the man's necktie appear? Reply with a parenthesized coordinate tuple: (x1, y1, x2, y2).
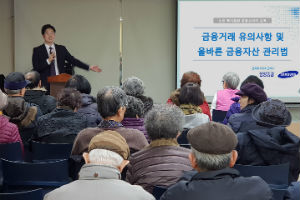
(49, 47, 56, 76)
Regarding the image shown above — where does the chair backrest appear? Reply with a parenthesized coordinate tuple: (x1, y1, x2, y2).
(0, 142, 23, 161)
(177, 128, 189, 144)
(2, 158, 69, 191)
(234, 163, 289, 186)
(31, 141, 73, 161)
(0, 188, 43, 200)
(152, 186, 167, 200)
(212, 109, 227, 123)
(179, 144, 191, 149)
(271, 188, 287, 200)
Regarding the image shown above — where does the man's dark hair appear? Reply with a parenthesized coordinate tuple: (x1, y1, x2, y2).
(179, 82, 204, 106)
(97, 86, 128, 119)
(25, 71, 40, 89)
(65, 74, 91, 94)
(57, 88, 82, 110)
(241, 75, 264, 89)
(41, 24, 56, 35)
(0, 74, 5, 92)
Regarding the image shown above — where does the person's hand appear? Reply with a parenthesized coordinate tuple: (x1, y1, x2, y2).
(48, 52, 56, 63)
(89, 65, 102, 72)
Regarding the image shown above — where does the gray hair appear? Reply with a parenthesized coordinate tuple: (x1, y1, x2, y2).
(145, 104, 184, 140)
(5, 89, 22, 95)
(122, 76, 145, 96)
(89, 149, 123, 168)
(192, 147, 231, 171)
(124, 95, 144, 118)
(97, 86, 128, 118)
(222, 72, 240, 89)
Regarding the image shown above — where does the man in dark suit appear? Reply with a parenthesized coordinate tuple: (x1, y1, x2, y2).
(32, 24, 101, 92)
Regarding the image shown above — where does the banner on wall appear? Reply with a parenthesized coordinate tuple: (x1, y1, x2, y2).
(177, 1, 300, 102)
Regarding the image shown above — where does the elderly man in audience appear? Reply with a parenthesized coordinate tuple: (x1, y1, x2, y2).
(0, 89, 23, 151)
(24, 70, 56, 115)
(126, 104, 192, 193)
(71, 86, 148, 156)
(33, 88, 88, 143)
(228, 83, 268, 133)
(122, 76, 153, 115)
(65, 74, 102, 127)
(236, 99, 300, 183)
(44, 130, 154, 200)
(3, 72, 42, 148)
(160, 122, 272, 200)
(121, 95, 149, 141)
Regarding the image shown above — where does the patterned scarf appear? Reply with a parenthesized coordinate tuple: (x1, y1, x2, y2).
(179, 104, 202, 115)
(98, 120, 124, 128)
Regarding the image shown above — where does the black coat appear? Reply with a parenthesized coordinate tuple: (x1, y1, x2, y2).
(24, 89, 57, 115)
(32, 44, 89, 90)
(236, 127, 300, 183)
(160, 168, 272, 200)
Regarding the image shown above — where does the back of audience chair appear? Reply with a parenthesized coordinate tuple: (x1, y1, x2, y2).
(0, 188, 43, 200)
(152, 186, 167, 200)
(177, 128, 189, 144)
(212, 109, 227, 123)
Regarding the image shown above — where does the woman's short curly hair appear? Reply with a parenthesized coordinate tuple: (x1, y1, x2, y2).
(122, 76, 145, 96)
(180, 71, 201, 88)
(125, 96, 144, 118)
(57, 88, 82, 110)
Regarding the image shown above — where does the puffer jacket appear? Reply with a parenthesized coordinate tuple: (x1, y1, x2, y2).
(77, 93, 102, 127)
(223, 96, 240, 124)
(122, 118, 149, 142)
(126, 139, 192, 193)
(236, 127, 300, 183)
(0, 115, 24, 151)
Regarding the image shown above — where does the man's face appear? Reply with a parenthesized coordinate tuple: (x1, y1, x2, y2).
(239, 95, 249, 110)
(43, 28, 55, 44)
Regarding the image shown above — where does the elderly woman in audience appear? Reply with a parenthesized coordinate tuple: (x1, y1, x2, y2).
(236, 99, 300, 183)
(228, 83, 267, 133)
(177, 82, 209, 144)
(34, 88, 88, 143)
(210, 72, 240, 122)
(126, 104, 192, 193)
(0, 89, 23, 151)
(121, 95, 149, 142)
(122, 76, 153, 115)
(223, 75, 264, 124)
(65, 74, 102, 127)
(167, 71, 211, 120)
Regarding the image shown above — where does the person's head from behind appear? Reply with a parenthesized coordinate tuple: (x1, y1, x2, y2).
(124, 96, 144, 118)
(122, 76, 145, 97)
(41, 24, 56, 45)
(25, 71, 42, 89)
(241, 75, 264, 89)
(187, 122, 238, 172)
(97, 86, 128, 122)
(0, 89, 8, 111)
(179, 82, 204, 106)
(180, 71, 201, 88)
(222, 72, 240, 90)
(0, 74, 5, 92)
(4, 72, 30, 97)
(236, 83, 267, 110)
(65, 74, 91, 94)
(145, 104, 184, 141)
(83, 130, 130, 172)
(57, 88, 82, 112)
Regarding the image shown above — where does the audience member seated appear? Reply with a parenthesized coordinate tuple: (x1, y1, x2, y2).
(223, 75, 264, 124)
(167, 71, 211, 120)
(71, 86, 148, 156)
(65, 74, 102, 127)
(44, 131, 155, 200)
(126, 104, 192, 193)
(210, 72, 240, 122)
(122, 76, 153, 115)
(24, 70, 56, 115)
(33, 88, 88, 143)
(3, 72, 42, 147)
(121, 95, 149, 141)
(160, 122, 272, 200)
(236, 99, 300, 183)
(228, 83, 267, 133)
(0, 89, 23, 151)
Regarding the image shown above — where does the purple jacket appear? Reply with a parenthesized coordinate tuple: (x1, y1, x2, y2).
(223, 96, 241, 125)
(121, 118, 149, 142)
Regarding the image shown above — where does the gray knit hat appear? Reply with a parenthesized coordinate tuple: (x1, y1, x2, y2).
(0, 89, 8, 110)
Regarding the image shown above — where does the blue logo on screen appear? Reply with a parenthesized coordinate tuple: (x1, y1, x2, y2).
(278, 71, 298, 78)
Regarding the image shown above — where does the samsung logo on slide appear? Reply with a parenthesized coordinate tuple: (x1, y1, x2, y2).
(278, 71, 298, 78)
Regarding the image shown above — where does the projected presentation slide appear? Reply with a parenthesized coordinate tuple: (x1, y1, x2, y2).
(177, 1, 300, 102)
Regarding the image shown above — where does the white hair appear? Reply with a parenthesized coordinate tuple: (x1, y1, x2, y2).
(88, 149, 123, 168)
